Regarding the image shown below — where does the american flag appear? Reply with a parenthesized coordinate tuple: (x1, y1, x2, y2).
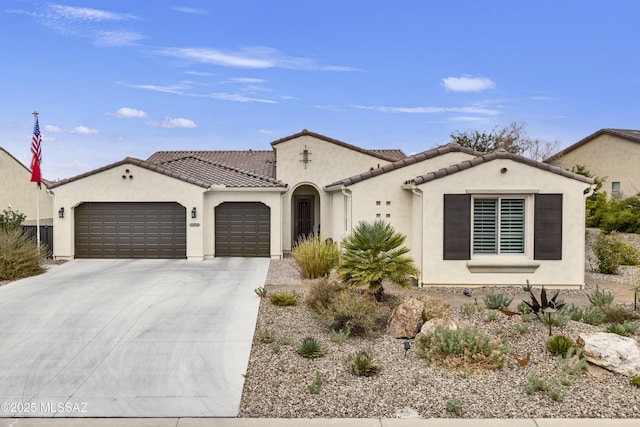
(30, 114, 42, 188)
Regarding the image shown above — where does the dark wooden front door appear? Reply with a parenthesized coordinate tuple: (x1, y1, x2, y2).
(294, 195, 314, 242)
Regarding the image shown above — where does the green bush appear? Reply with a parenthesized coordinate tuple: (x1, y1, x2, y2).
(592, 232, 622, 274)
(0, 230, 45, 280)
(445, 399, 462, 415)
(297, 337, 327, 358)
(588, 285, 615, 307)
(631, 376, 640, 388)
(0, 208, 26, 232)
(601, 196, 640, 234)
(348, 347, 381, 377)
(483, 292, 513, 310)
(291, 234, 340, 279)
(416, 325, 507, 371)
(582, 306, 607, 326)
(546, 335, 575, 357)
(565, 304, 584, 322)
(269, 291, 298, 307)
(329, 328, 350, 344)
(605, 320, 640, 337)
(537, 309, 569, 327)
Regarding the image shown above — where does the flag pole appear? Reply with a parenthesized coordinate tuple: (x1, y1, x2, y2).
(33, 111, 41, 252)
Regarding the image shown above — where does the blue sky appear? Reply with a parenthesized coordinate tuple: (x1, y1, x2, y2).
(2, 1, 639, 181)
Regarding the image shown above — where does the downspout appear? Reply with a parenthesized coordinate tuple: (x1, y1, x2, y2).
(340, 186, 352, 234)
(281, 190, 287, 258)
(411, 186, 424, 287)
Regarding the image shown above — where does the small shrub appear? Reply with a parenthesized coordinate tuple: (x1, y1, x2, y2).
(515, 321, 531, 334)
(565, 304, 584, 322)
(525, 371, 548, 395)
(547, 335, 575, 357)
(605, 320, 640, 337)
(592, 232, 621, 274)
(270, 291, 298, 307)
(600, 304, 640, 323)
(323, 288, 384, 336)
(588, 285, 615, 307)
(0, 230, 46, 280)
(278, 335, 293, 346)
(292, 234, 340, 279)
(486, 309, 500, 322)
(616, 237, 640, 265)
(297, 337, 327, 358)
(537, 309, 569, 327)
(516, 301, 533, 314)
(0, 208, 26, 232)
(269, 341, 281, 354)
(582, 306, 607, 326)
(483, 292, 513, 310)
(348, 347, 381, 377)
(445, 399, 462, 415)
(461, 303, 477, 318)
(307, 372, 323, 394)
(329, 328, 350, 345)
(257, 328, 276, 343)
(416, 325, 507, 371)
(305, 278, 342, 313)
(254, 287, 267, 298)
(631, 376, 640, 388)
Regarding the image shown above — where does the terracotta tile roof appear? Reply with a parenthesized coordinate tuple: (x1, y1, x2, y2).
(545, 128, 640, 162)
(407, 149, 595, 186)
(160, 156, 287, 188)
(48, 157, 212, 189)
(270, 129, 406, 162)
(147, 150, 275, 177)
(324, 143, 482, 189)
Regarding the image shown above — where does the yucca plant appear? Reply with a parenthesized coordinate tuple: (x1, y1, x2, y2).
(338, 220, 418, 301)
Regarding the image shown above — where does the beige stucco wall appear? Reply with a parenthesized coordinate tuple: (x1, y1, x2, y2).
(0, 149, 53, 222)
(416, 159, 591, 288)
(548, 134, 640, 198)
(205, 188, 285, 259)
(274, 135, 395, 250)
(50, 163, 206, 259)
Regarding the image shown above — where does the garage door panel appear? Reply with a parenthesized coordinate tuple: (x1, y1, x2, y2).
(215, 202, 270, 257)
(75, 202, 186, 259)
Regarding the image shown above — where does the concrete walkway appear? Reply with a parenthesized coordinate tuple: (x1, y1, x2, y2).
(0, 417, 636, 426)
(0, 259, 270, 418)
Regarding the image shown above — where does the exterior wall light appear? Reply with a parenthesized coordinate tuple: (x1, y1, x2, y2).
(58, 207, 64, 218)
(191, 207, 197, 219)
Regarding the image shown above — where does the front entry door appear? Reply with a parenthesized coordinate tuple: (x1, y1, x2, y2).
(294, 195, 314, 242)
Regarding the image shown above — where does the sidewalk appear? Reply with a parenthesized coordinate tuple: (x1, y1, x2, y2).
(0, 418, 637, 427)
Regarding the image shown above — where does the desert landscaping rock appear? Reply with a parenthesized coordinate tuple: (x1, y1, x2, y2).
(578, 332, 640, 377)
(386, 297, 425, 338)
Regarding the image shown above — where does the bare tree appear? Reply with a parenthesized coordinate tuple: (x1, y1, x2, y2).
(450, 121, 559, 161)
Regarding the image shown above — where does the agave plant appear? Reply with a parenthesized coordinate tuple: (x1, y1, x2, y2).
(522, 285, 565, 314)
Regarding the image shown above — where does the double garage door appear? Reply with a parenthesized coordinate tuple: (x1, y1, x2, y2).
(75, 202, 186, 258)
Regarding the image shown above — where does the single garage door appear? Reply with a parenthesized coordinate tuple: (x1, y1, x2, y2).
(75, 202, 186, 258)
(215, 202, 270, 257)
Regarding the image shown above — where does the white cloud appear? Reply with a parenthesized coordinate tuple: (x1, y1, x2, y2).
(129, 83, 191, 95)
(152, 45, 357, 71)
(172, 6, 208, 14)
(94, 30, 145, 47)
(160, 117, 196, 128)
(202, 92, 278, 104)
(71, 126, 99, 134)
(258, 129, 274, 135)
(354, 105, 500, 115)
(49, 4, 135, 21)
(44, 125, 64, 133)
(225, 77, 267, 84)
(185, 70, 215, 77)
(111, 107, 148, 119)
(442, 75, 496, 92)
(530, 96, 554, 101)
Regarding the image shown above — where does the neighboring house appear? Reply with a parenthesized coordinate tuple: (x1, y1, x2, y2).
(47, 129, 593, 288)
(0, 147, 54, 226)
(545, 128, 640, 199)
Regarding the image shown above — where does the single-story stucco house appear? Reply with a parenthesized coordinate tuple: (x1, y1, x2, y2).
(46, 129, 593, 288)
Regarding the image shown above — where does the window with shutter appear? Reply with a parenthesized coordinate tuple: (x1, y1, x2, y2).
(472, 197, 525, 255)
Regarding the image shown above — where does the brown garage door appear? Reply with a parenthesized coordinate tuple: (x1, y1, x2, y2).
(75, 202, 186, 258)
(215, 202, 270, 257)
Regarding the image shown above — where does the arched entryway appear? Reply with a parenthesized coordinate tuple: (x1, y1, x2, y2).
(291, 184, 320, 243)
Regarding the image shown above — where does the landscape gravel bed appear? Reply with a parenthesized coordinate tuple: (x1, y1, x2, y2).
(238, 287, 640, 419)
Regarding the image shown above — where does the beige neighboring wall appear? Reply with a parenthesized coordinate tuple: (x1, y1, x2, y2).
(0, 148, 53, 222)
(273, 134, 396, 250)
(547, 131, 640, 198)
(418, 158, 591, 288)
(50, 163, 206, 259)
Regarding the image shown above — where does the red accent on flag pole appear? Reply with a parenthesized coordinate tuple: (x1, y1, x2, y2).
(30, 115, 42, 188)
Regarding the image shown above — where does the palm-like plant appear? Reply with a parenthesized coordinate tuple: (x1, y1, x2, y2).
(338, 220, 418, 301)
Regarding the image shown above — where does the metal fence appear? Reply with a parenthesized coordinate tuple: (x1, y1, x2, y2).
(22, 225, 53, 258)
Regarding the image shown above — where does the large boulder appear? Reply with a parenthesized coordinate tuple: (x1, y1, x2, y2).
(416, 295, 451, 320)
(577, 332, 640, 377)
(387, 297, 425, 338)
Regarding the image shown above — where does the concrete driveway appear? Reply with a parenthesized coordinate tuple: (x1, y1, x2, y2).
(0, 258, 270, 418)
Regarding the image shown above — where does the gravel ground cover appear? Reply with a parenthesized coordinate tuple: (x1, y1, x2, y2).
(239, 229, 640, 419)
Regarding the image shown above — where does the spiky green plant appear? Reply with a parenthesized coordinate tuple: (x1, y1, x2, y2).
(483, 292, 513, 310)
(588, 285, 614, 307)
(348, 347, 381, 376)
(547, 335, 575, 357)
(291, 234, 340, 279)
(297, 337, 327, 358)
(338, 220, 418, 301)
(522, 286, 565, 314)
(269, 292, 298, 307)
